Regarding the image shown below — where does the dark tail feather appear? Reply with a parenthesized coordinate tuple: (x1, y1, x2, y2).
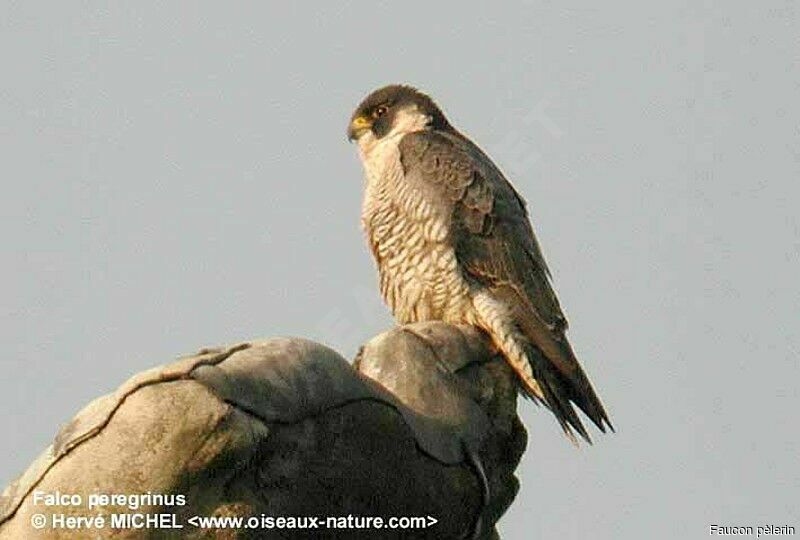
(557, 339, 614, 435)
(522, 343, 612, 444)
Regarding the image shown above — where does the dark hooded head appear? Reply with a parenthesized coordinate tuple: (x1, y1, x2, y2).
(347, 84, 450, 141)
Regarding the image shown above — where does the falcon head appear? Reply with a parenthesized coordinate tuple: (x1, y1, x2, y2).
(347, 84, 450, 143)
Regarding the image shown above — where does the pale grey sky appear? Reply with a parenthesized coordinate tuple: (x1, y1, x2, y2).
(1, 2, 798, 538)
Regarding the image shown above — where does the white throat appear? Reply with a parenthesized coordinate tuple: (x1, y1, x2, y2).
(356, 106, 431, 162)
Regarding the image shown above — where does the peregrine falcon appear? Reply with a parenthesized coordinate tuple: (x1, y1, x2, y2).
(347, 84, 612, 443)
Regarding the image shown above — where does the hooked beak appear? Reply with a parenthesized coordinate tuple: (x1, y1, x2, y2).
(347, 116, 372, 141)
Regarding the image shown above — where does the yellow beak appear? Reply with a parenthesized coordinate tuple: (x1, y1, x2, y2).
(347, 116, 372, 141)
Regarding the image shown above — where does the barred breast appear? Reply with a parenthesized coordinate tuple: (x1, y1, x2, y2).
(359, 138, 474, 324)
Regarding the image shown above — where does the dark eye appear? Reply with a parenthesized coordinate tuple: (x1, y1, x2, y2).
(373, 105, 389, 118)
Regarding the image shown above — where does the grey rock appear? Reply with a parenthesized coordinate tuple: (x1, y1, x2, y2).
(0, 322, 525, 539)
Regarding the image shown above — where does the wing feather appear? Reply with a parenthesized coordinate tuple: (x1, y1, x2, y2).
(398, 130, 612, 438)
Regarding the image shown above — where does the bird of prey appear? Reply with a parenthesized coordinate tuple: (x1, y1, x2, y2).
(347, 84, 612, 443)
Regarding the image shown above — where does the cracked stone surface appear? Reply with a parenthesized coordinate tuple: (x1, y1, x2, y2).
(0, 321, 526, 539)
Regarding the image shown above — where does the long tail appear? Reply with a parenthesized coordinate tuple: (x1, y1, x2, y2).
(520, 341, 612, 444)
(494, 328, 598, 444)
(473, 294, 612, 444)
